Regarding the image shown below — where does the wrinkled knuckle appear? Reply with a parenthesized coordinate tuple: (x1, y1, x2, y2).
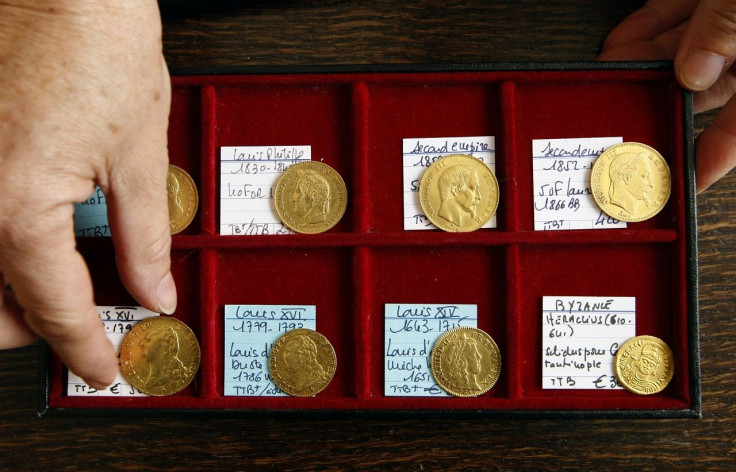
(702, 1, 736, 47)
(111, 160, 167, 200)
(24, 309, 87, 346)
(0, 212, 46, 255)
(0, 171, 33, 236)
(0, 203, 70, 259)
(125, 230, 171, 271)
(146, 231, 172, 264)
(713, 71, 736, 102)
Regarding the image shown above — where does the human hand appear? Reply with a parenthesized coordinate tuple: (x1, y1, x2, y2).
(599, 0, 736, 192)
(0, 0, 174, 389)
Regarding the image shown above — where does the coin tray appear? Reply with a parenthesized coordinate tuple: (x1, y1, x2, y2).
(40, 63, 700, 417)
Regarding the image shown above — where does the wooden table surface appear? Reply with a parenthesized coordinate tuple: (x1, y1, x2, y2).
(1, 1, 734, 470)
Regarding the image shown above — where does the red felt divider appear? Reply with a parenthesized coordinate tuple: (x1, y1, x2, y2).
(45, 66, 698, 416)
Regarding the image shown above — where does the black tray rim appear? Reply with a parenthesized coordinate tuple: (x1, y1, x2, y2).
(38, 60, 700, 419)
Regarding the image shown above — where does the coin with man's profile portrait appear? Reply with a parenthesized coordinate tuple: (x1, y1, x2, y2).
(430, 326, 501, 397)
(167, 164, 199, 234)
(269, 328, 337, 397)
(120, 316, 201, 396)
(273, 161, 347, 234)
(419, 154, 499, 232)
(590, 142, 671, 223)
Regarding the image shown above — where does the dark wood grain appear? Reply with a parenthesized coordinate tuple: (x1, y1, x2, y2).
(2, 1, 735, 470)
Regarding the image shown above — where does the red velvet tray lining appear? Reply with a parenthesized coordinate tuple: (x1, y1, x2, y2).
(47, 68, 694, 413)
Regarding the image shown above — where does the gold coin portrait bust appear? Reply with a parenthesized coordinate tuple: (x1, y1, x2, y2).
(430, 327, 501, 397)
(290, 167, 332, 227)
(166, 164, 199, 234)
(120, 317, 201, 396)
(615, 335, 674, 395)
(608, 151, 654, 215)
(419, 154, 499, 232)
(269, 328, 337, 397)
(273, 161, 347, 234)
(591, 142, 671, 223)
(437, 164, 483, 227)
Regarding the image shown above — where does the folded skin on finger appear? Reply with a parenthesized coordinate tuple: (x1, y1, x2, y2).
(693, 66, 736, 113)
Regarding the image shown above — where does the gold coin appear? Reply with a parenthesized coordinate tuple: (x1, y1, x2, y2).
(269, 328, 337, 397)
(418, 154, 499, 232)
(614, 335, 674, 395)
(273, 161, 347, 234)
(430, 327, 501, 397)
(167, 164, 199, 234)
(590, 142, 671, 222)
(120, 316, 201, 396)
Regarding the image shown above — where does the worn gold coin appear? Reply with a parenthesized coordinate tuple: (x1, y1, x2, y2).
(273, 161, 347, 234)
(120, 316, 201, 396)
(167, 164, 199, 234)
(614, 335, 674, 395)
(590, 142, 671, 222)
(430, 327, 501, 397)
(419, 154, 499, 232)
(269, 328, 337, 397)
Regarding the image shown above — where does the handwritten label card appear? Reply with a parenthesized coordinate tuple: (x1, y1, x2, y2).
(532, 137, 625, 230)
(542, 296, 635, 390)
(402, 136, 496, 230)
(220, 146, 311, 235)
(74, 186, 110, 237)
(224, 304, 316, 396)
(67, 306, 158, 396)
(384, 303, 477, 396)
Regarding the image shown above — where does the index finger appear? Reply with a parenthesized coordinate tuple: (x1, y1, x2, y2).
(0, 207, 117, 389)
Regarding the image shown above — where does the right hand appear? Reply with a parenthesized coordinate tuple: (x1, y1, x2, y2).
(0, 0, 175, 389)
(599, 0, 736, 192)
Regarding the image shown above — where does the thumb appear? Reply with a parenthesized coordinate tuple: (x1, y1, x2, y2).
(675, 0, 736, 91)
(105, 130, 176, 317)
(101, 52, 175, 317)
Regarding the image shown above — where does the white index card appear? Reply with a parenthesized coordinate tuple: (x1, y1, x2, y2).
(402, 136, 496, 230)
(74, 186, 110, 237)
(220, 145, 311, 235)
(542, 296, 635, 390)
(67, 306, 158, 397)
(532, 137, 626, 230)
(384, 303, 477, 397)
(224, 305, 316, 396)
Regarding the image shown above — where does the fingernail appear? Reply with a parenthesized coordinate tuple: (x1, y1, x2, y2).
(84, 377, 111, 391)
(156, 271, 177, 315)
(681, 51, 726, 90)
